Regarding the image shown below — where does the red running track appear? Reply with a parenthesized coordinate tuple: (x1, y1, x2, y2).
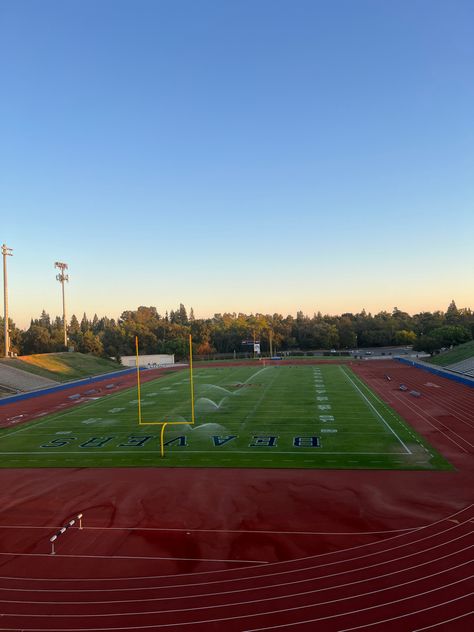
(0, 360, 472, 630)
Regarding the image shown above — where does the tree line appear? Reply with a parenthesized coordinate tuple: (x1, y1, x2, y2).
(1, 301, 473, 360)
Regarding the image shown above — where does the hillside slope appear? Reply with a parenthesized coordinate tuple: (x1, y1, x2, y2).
(0, 352, 121, 383)
(427, 340, 474, 366)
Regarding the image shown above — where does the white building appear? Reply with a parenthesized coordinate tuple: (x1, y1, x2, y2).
(120, 354, 174, 368)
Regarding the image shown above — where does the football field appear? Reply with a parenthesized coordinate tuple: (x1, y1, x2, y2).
(0, 364, 452, 470)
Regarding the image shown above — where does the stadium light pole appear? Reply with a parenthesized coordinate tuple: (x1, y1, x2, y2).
(2, 244, 13, 358)
(55, 261, 69, 349)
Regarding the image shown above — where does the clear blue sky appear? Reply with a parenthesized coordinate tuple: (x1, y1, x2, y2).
(1, 0, 473, 328)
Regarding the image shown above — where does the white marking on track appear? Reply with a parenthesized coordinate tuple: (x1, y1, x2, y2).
(0, 506, 471, 587)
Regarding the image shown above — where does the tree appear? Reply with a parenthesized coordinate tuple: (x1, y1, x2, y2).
(6, 304, 474, 359)
(92, 313, 99, 332)
(337, 316, 357, 348)
(80, 313, 89, 333)
(39, 310, 51, 328)
(394, 330, 417, 345)
(101, 326, 125, 361)
(80, 331, 104, 356)
(170, 304, 188, 325)
(446, 300, 461, 325)
(431, 325, 471, 348)
(0, 316, 22, 356)
(392, 307, 413, 335)
(69, 314, 80, 334)
(413, 336, 442, 356)
(21, 325, 53, 354)
(413, 311, 445, 336)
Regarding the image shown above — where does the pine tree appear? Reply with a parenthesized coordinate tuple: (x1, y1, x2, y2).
(69, 314, 80, 333)
(80, 313, 89, 333)
(446, 300, 460, 325)
(39, 310, 51, 328)
(178, 303, 188, 325)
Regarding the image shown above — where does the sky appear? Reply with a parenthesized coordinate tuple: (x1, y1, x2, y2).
(1, 0, 473, 329)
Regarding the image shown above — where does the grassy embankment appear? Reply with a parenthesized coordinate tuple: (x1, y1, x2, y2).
(0, 352, 121, 382)
(427, 340, 474, 366)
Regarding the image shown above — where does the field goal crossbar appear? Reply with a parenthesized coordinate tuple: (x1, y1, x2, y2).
(135, 334, 195, 457)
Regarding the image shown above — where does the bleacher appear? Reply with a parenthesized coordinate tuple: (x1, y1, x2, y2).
(446, 357, 474, 378)
(0, 362, 58, 396)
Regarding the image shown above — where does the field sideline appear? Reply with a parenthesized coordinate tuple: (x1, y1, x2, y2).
(0, 364, 451, 470)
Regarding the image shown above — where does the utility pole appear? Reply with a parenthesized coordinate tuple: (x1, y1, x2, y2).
(2, 244, 13, 358)
(55, 261, 69, 348)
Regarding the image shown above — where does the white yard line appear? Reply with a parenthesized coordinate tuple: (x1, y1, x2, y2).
(0, 384, 142, 439)
(242, 368, 278, 426)
(339, 367, 412, 454)
(243, 366, 271, 384)
(0, 450, 409, 456)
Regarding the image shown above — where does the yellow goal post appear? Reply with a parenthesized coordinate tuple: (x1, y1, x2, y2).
(135, 334, 195, 457)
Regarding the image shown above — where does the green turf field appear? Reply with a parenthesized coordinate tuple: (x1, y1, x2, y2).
(0, 365, 452, 470)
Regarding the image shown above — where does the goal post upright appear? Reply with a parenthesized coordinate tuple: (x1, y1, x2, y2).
(135, 333, 196, 457)
(189, 333, 195, 425)
(135, 335, 142, 425)
(160, 422, 168, 457)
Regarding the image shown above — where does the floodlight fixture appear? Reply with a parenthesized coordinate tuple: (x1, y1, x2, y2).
(55, 261, 69, 348)
(2, 244, 13, 358)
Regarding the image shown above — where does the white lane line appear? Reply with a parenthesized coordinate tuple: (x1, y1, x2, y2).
(0, 551, 266, 564)
(412, 611, 474, 631)
(4, 578, 471, 624)
(248, 594, 472, 632)
(336, 594, 474, 632)
(339, 367, 411, 454)
(389, 392, 471, 454)
(1, 555, 470, 607)
(0, 506, 471, 587)
(0, 525, 414, 535)
(393, 392, 473, 450)
(0, 523, 471, 594)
